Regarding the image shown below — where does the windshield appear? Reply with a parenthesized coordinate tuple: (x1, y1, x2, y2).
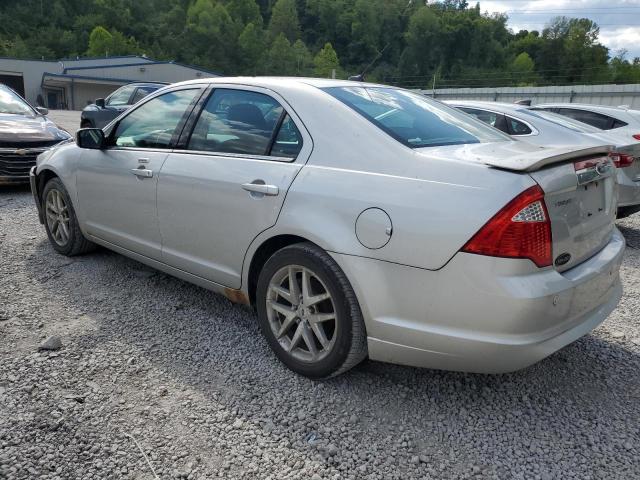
(0, 85, 35, 115)
(521, 109, 600, 133)
(323, 86, 509, 148)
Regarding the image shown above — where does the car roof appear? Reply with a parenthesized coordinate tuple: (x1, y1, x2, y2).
(534, 102, 639, 114)
(443, 100, 531, 116)
(122, 81, 168, 88)
(170, 76, 391, 91)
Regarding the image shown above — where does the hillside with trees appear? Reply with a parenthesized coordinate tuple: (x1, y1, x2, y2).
(0, 0, 638, 88)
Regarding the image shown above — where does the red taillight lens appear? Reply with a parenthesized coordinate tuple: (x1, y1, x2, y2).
(632, 134, 640, 141)
(610, 152, 634, 168)
(462, 185, 552, 267)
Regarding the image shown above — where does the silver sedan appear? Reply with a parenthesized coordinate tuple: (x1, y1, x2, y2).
(30, 78, 625, 378)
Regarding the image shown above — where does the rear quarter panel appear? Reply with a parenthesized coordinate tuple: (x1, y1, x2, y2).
(244, 87, 536, 271)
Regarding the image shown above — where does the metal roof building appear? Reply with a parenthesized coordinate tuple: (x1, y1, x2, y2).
(0, 55, 220, 110)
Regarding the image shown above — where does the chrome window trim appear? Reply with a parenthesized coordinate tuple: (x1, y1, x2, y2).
(170, 149, 296, 163)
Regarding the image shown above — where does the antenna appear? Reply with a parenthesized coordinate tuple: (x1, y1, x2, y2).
(349, 0, 413, 82)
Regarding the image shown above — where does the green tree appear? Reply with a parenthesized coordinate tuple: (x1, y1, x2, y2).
(268, 0, 300, 42)
(238, 22, 266, 74)
(264, 33, 296, 74)
(292, 39, 313, 75)
(314, 42, 340, 77)
(86, 26, 113, 56)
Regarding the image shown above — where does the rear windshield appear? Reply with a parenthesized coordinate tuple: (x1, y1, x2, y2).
(324, 86, 508, 148)
(520, 109, 601, 133)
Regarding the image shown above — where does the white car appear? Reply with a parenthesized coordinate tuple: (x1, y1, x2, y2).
(448, 100, 640, 218)
(30, 78, 624, 378)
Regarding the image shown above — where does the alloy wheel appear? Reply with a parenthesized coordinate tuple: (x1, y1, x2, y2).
(45, 189, 70, 246)
(266, 265, 338, 363)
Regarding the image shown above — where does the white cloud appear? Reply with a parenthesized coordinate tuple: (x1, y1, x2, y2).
(476, 0, 640, 58)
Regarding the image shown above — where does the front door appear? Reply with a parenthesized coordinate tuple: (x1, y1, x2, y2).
(157, 87, 310, 288)
(76, 87, 202, 260)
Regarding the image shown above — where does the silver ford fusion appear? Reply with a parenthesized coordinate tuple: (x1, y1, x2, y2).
(30, 78, 625, 378)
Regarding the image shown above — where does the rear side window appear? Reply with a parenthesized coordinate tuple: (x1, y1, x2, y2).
(506, 117, 533, 135)
(270, 115, 303, 158)
(556, 108, 626, 130)
(107, 85, 136, 106)
(188, 89, 301, 158)
(131, 86, 159, 105)
(324, 87, 508, 148)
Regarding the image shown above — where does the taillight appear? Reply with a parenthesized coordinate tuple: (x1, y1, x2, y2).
(462, 185, 552, 268)
(632, 134, 640, 141)
(610, 152, 634, 168)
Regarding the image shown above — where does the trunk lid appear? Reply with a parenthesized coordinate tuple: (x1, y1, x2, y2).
(530, 152, 617, 271)
(415, 140, 617, 271)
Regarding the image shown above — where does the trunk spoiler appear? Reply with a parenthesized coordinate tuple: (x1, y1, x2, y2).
(483, 145, 614, 172)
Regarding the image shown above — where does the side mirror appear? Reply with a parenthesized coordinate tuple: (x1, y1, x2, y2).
(76, 128, 106, 149)
(95, 98, 106, 108)
(36, 106, 49, 115)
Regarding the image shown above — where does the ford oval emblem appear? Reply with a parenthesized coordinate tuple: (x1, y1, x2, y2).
(555, 253, 571, 266)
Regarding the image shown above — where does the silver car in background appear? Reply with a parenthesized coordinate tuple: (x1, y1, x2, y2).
(30, 78, 624, 378)
(448, 100, 640, 218)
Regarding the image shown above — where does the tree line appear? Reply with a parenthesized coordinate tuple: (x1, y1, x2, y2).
(1, 0, 639, 88)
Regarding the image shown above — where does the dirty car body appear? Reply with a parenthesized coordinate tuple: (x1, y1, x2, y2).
(0, 84, 70, 184)
(31, 78, 625, 375)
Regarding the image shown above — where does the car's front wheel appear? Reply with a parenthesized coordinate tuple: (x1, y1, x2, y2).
(42, 177, 96, 256)
(256, 242, 367, 378)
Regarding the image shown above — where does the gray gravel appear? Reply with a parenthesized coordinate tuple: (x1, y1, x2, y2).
(1, 185, 639, 480)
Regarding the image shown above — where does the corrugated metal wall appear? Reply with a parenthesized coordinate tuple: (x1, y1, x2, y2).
(418, 84, 640, 108)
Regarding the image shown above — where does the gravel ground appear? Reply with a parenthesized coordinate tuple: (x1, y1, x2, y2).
(47, 110, 82, 135)
(1, 185, 639, 480)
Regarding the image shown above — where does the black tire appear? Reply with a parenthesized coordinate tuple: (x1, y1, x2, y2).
(80, 119, 93, 129)
(42, 177, 96, 256)
(256, 242, 367, 378)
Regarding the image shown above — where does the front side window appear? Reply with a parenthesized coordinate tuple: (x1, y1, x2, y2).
(324, 87, 509, 148)
(459, 107, 499, 127)
(107, 85, 137, 106)
(113, 89, 199, 149)
(0, 85, 34, 115)
(188, 89, 288, 156)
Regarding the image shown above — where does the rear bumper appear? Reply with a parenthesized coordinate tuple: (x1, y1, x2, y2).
(616, 169, 640, 208)
(29, 167, 45, 224)
(331, 228, 625, 373)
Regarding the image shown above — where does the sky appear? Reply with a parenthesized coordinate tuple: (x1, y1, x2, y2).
(477, 0, 640, 59)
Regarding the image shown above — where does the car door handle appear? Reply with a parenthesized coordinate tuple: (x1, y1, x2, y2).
(131, 168, 153, 178)
(241, 182, 279, 196)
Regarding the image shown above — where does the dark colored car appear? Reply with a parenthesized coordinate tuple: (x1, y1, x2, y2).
(0, 84, 71, 185)
(81, 82, 168, 129)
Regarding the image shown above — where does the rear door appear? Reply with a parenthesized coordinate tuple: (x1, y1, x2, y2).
(157, 86, 312, 288)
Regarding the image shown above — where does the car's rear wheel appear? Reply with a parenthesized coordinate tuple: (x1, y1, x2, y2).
(42, 178, 96, 256)
(256, 242, 367, 378)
